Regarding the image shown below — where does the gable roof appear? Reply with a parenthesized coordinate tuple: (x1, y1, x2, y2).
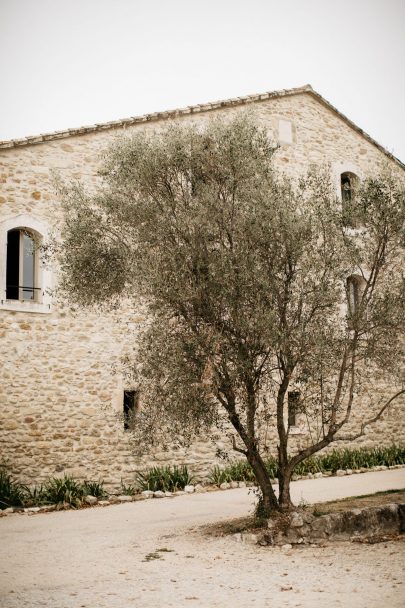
(0, 84, 403, 169)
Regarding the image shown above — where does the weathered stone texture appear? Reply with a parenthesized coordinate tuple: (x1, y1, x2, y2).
(0, 89, 404, 488)
(262, 503, 404, 545)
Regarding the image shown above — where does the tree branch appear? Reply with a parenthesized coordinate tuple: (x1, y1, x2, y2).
(333, 389, 405, 441)
(232, 434, 248, 456)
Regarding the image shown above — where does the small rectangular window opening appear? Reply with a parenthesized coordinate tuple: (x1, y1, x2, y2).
(288, 390, 300, 427)
(278, 119, 293, 144)
(123, 390, 139, 430)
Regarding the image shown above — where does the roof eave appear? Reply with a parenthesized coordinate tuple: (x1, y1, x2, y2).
(0, 84, 403, 170)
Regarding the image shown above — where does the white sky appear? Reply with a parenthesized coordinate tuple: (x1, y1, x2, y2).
(1, 0, 404, 162)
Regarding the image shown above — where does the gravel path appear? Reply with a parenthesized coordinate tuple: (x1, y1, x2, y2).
(1, 469, 404, 608)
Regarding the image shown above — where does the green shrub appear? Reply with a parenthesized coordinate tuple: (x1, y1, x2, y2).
(120, 480, 137, 496)
(265, 456, 279, 479)
(83, 480, 107, 498)
(210, 457, 280, 481)
(23, 485, 47, 507)
(209, 460, 257, 485)
(136, 465, 194, 492)
(226, 460, 256, 482)
(293, 445, 405, 475)
(0, 468, 26, 508)
(292, 456, 323, 476)
(208, 465, 233, 485)
(41, 475, 85, 508)
(165, 465, 194, 490)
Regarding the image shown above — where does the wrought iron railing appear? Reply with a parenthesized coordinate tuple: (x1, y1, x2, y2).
(5, 285, 41, 300)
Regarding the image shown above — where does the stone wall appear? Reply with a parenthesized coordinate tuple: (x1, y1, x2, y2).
(261, 502, 405, 546)
(0, 88, 404, 489)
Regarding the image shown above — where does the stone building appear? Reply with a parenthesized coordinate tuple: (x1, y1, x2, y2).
(0, 85, 404, 488)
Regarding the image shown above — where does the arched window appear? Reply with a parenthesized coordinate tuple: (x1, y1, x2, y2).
(1, 215, 52, 313)
(346, 274, 367, 320)
(6, 229, 39, 301)
(340, 172, 362, 227)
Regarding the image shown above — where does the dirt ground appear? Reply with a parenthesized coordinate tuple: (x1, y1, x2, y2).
(1, 469, 404, 608)
(311, 488, 405, 514)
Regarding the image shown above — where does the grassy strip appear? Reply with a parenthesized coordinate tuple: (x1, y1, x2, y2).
(209, 445, 405, 484)
(1, 445, 404, 508)
(0, 469, 107, 509)
(135, 465, 194, 492)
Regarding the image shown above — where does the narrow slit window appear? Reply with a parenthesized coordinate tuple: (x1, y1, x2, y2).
(123, 390, 139, 430)
(346, 274, 367, 321)
(341, 172, 362, 227)
(288, 390, 300, 427)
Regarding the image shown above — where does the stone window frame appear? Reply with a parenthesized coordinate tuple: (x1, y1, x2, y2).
(0, 214, 52, 314)
(333, 161, 363, 228)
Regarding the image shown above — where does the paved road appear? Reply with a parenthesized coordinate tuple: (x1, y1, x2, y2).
(1, 469, 404, 608)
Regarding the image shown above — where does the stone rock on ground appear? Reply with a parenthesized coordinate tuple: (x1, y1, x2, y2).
(85, 495, 98, 505)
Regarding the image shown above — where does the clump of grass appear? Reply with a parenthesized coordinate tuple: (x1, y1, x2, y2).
(208, 465, 233, 485)
(23, 485, 47, 507)
(120, 480, 138, 496)
(1, 467, 109, 509)
(136, 465, 194, 492)
(226, 460, 256, 482)
(83, 480, 107, 498)
(265, 457, 278, 479)
(40, 475, 85, 508)
(0, 467, 26, 508)
(165, 465, 194, 490)
(143, 552, 162, 562)
(209, 458, 277, 486)
(292, 456, 324, 476)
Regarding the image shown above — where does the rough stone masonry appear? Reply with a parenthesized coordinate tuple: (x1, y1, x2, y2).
(0, 85, 404, 489)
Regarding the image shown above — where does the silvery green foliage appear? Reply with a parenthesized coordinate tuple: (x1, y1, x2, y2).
(58, 115, 405, 510)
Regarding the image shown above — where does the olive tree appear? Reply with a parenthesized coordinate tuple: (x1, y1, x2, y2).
(57, 116, 405, 513)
